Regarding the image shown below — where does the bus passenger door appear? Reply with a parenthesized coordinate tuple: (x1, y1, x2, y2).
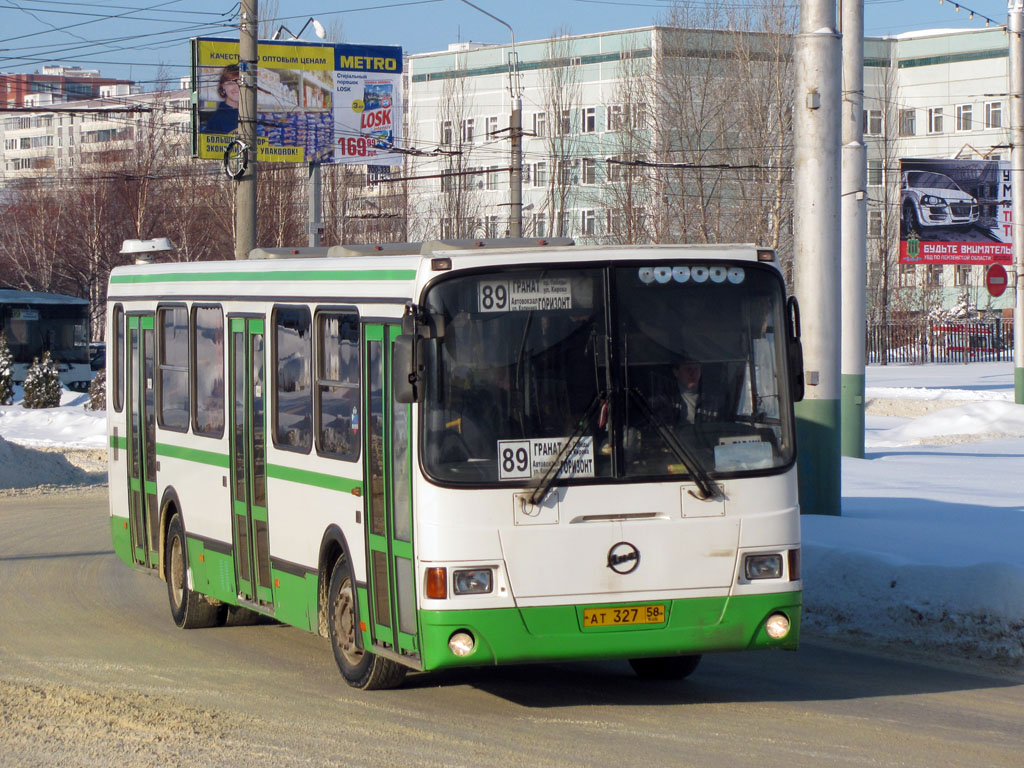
(363, 324, 419, 660)
(229, 317, 273, 608)
(126, 314, 158, 569)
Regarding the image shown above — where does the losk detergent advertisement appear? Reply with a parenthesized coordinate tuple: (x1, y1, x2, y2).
(192, 38, 402, 166)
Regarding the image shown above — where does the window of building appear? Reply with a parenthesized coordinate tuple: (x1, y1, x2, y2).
(316, 311, 360, 461)
(273, 306, 312, 453)
(440, 217, 454, 239)
(487, 165, 501, 191)
(926, 264, 943, 287)
(157, 305, 189, 432)
(191, 305, 224, 437)
(606, 208, 624, 236)
(867, 159, 882, 187)
(557, 159, 577, 185)
(558, 109, 571, 135)
(461, 118, 474, 143)
(581, 106, 596, 133)
(898, 109, 916, 137)
(533, 112, 547, 138)
(534, 161, 548, 186)
(898, 263, 916, 287)
(954, 264, 971, 286)
(440, 120, 452, 145)
(986, 101, 1003, 129)
(581, 209, 597, 236)
(956, 104, 973, 132)
(581, 157, 596, 184)
(863, 109, 882, 136)
(485, 215, 501, 238)
(868, 209, 882, 237)
(606, 104, 624, 131)
(607, 156, 622, 182)
(632, 102, 648, 129)
(928, 107, 943, 134)
(486, 115, 499, 137)
(534, 212, 548, 238)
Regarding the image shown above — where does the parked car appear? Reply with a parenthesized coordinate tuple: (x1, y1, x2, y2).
(89, 342, 106, 371)
(901, 170, 979, 232)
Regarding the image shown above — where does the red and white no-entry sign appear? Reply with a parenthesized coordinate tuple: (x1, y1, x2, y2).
(985, 263, 1008, 298)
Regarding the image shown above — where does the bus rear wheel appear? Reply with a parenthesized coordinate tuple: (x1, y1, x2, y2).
(328, 556, 407, 690)
(628, 655, 701, 681)
(166, 513, 224, 629)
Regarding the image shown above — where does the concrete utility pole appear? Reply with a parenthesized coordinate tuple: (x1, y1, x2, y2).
(793, 0, 843, 514)
(234, 0, 258, 260)
(1012, 1, 1024, 403)
(840, 0, 866, 457)
(308, 161, 323, 247)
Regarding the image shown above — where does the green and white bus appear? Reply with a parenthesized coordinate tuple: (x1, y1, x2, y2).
(107, 239, 805, 690)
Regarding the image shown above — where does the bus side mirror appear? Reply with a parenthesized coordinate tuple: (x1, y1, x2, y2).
(787, 296, 804, 403)
(393, 334, 423, 404)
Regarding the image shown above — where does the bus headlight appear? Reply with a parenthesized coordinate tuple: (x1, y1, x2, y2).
(744, 554, 783, 580)
(449, 631, 476, 657)
(765, 613, 791, 640)
(452, 568, 493, 595)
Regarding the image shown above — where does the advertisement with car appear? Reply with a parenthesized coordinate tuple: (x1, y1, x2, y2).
(899, 158, 1010, 265)
(191, 37, 403, 166)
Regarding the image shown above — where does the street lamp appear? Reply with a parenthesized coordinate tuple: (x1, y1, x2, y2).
(271, 18, 327, 41)
(456, 1, 523, 237)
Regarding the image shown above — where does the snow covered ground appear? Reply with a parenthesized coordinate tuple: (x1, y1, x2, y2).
(1, 364, 1022, 665)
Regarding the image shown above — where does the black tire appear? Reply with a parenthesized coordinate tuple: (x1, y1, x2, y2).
(629, 655, 702, 681)
(166, 513, 224, 629)
(327, 556, 407, 690)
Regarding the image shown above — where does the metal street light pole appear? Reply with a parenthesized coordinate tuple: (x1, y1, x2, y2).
(840, 0, 866, 457)
(457, 0, 522, 237)
(1011, 1, 1024, 403)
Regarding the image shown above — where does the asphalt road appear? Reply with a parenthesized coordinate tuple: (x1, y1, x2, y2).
(1, 488, 1022, 767)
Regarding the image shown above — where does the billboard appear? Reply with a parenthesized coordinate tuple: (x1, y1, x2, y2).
(899, 158, 1009, 265)
(191, 37, 403, 166)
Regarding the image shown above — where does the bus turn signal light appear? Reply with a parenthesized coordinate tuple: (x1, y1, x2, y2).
(426, 567, 447, 599)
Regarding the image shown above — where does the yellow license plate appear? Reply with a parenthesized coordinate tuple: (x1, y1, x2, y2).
(583, 604, 666, 628)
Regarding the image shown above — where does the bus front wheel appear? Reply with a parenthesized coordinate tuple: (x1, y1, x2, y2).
(629, 655, 701, 681)
(166, 513, 224, 629)
(328, 556, 407, 690)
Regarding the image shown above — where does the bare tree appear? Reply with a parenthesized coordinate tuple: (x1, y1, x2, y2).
(538, 30, 583, 238)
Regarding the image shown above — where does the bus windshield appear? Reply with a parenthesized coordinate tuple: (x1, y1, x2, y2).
(421, 262, 795, 486)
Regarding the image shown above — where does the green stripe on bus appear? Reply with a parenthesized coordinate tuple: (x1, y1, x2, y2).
(110, 269, 417, 284)
(155, 442, 231, 468)
(266, 463, 362, 494)
(110, 434, 127, 450)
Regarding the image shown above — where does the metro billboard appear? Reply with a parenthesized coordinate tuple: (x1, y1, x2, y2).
(899, 158, 1010, 265)
(191, 37, 403, 166)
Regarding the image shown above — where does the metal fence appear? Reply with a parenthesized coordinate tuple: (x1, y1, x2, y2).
(866, 319, 1014, 364)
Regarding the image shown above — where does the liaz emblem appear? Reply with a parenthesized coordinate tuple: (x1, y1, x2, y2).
(607, 541, 640, 574)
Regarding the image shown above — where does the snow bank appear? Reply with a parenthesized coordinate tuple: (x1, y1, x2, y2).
(0, 433, 100, 490)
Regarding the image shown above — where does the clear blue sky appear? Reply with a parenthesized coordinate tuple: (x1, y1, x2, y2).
(0, 0, 1010, 89)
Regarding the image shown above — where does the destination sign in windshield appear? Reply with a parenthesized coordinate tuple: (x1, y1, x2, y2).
(477, 277, 573, 312)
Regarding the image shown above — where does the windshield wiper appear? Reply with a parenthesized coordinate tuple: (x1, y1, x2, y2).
(527, 393, 604, 507)
(628, 387, 721, 500)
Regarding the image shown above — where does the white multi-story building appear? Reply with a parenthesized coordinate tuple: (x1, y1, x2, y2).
(401, 24, 1011, 313)
(1, 82, 191, 183)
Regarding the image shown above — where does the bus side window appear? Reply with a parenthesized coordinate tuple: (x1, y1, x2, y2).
(315, 311, 360, 461)
(113, 304, 124, 412)
(192, 305, 225, 437)
(273, 306, 313, 453)
(157, 305, 190, 432)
